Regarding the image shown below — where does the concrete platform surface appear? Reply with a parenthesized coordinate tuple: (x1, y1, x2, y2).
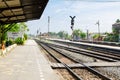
(0, 40, 60, 80)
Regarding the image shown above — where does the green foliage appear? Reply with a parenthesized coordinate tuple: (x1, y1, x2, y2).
(73, 29, 81, 37)
(9, 22, 28, 32)
(0, 23, 16, 44)
(49, 31, 70, 39)
(103, 33, 119, 42)
(6, 39, 14, 47)
(57, 31, 69, 39)
(2, 33, 7, 41)
(9, 23, 20, 32)
(15, 37, 25, 45)
(116, 19, 120, 23)
(93, 34, 100, 39)
(57, 31, 64, 38)
(80, 32, 86, 39)
(73, 29, 86, 39)
(24, 34, 28, 40)
(0, 22, 28, 48)
(49, 32, 58, 37)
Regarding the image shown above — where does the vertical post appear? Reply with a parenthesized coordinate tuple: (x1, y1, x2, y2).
(0, 25, 2, 49)
(48, 16, 50, 37)
(96, 20, 100, 40)
(40, 32, 41, 40)
(0, 24, 2, 45)
(38, 28, 41, 40)
(70, 16, 76, 40)
(98, 21, 100, 36)
(87, 29, 89, 40)
(119, 30, 120, 42)
(36, 29, 39, 38)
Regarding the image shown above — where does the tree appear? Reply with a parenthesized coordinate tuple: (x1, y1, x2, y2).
(49, 32, 57, 38)
(111, 20, 120, 42)
(18, 22, 28, 32)
(80, 32, 86, 39)
(57, 31, 69, 39)
(104, 32, 119, 42)
(116, 19, 120, 23)
(103, 19, 120, 42)
(73, 29, 86, 40)
(93, 34, 100, 40)
(0, 23, 17, 49)
(9, 23, 20, 32)
(0, 22, 28, 49)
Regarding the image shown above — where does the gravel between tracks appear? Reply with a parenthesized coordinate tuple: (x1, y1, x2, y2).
(54, 47, 120, 80)
(56, 69, 76, 80)
(56, 48, 103, 62)
(95, 67, 120, 80)
(73, 69, 101, 80)
(39, 42, 120, 80)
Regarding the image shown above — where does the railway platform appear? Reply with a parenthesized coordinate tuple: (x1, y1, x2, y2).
(0, 40, 60, 80)
(49, 39, 120, 51)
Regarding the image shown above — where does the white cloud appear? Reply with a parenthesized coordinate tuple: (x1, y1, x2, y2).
(70, 2, 120, 13)
(27, 0, 120, 34)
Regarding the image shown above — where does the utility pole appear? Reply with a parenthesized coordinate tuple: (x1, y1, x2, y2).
(70, 16, 76, 40)
(119, 30, 120, 42)
(48, 16, 50, 37)
(36, 29, 39, 37)
(96, 20, 101, 41)
(87, 29, 89, 40)
(96, 20, 100, 36)
(38, 28, 41, 40)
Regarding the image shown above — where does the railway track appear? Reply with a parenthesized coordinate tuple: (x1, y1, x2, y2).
(38, 42, 83, 80)
(41, 41, 120, 62)
(75, 44, 120, 57)
(35, 40, 112, 80)
(51, 40, 120, 55)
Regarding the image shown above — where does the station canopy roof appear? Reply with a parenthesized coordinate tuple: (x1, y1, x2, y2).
(0, 0, 48, 24)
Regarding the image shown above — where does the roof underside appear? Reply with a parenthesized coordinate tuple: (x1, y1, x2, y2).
(0, 0, 48, 24)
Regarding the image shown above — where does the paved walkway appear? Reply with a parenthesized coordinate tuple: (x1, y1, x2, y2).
(0, 40, 60, 80)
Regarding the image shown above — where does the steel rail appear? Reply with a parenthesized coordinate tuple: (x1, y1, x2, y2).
(54, 40, 120, 54)
(38, 42, 83, 80)
(39, 41, 111, 80)
(43, 42, 118, 62)
(50, 43, 120, 61)
(51, 40, 120, 54)
(73, 44, 120, 57)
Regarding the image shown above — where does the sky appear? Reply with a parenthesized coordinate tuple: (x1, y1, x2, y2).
(26, 0, 120, 35)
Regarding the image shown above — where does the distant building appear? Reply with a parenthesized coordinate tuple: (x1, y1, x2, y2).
(112, 22, 120, 31)
(112, 22, 120, 42)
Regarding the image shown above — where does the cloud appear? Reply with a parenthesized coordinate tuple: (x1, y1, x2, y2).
(69, 2, 120, 13)
(55, 9, 66, 13)
(27, 0, 120, 34)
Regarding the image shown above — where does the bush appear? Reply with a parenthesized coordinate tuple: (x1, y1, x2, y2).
(6, 39, 14, 47)
(93, 34, 100, 39)
(24, 34, 28, 40)
(15, 37, 24, 45)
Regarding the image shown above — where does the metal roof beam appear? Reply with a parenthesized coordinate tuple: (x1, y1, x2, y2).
(0, 2, 43, 11)
(0, 11, 41, 19)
